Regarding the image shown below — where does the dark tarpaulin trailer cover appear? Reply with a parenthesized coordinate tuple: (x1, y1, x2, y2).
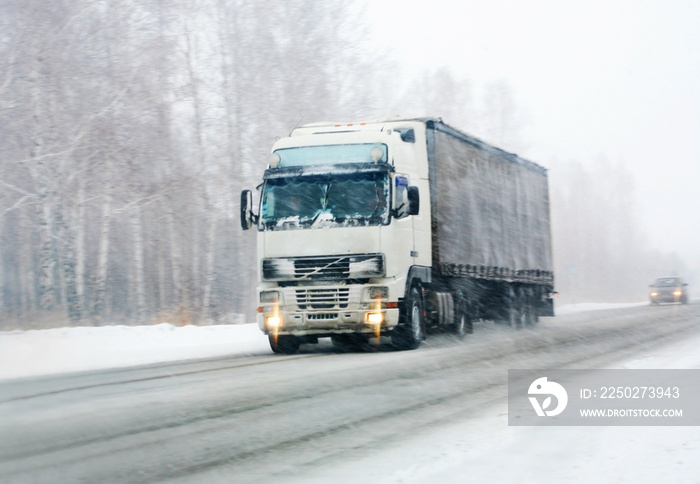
(426, 120, 553, 285)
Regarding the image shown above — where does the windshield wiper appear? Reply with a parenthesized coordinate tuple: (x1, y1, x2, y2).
(320, 182, 332, 209)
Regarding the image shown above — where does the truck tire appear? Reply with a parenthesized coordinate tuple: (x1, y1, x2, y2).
(269, 334, 300, 354)
(526, 303, 539, 325)
(507, 297, 525, 330)
(393, 287, 424, 350)
(452, 298, 473, 337)
(526, 290, 540, 325)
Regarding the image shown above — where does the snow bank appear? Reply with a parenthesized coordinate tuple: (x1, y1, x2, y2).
(0, 323, 269, 380)
(555, 301, 648, 315)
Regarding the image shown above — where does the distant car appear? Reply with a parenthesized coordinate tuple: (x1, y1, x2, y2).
(649, 277, 689, 305)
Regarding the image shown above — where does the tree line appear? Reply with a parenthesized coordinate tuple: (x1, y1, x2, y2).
(0, 1, 684, 329)
(0, 0, 381, 328)
(549, 156, 688, 304)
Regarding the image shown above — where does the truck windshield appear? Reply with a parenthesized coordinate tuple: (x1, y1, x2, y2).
(260, 172, 390, 231)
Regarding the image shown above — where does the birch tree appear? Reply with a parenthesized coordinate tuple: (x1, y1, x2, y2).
(0, 0, 398, 328)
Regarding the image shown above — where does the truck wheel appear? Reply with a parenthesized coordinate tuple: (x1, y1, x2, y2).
(269, 335, 300, 354)
(523, 294, 538, 326)
(393, 287, 424, 350)
(507, 298, 525, 330)
(523, 304, 537, 326)
(452, 300, 473, 338)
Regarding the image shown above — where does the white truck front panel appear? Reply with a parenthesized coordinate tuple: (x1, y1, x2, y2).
(256, 225, 409, 335)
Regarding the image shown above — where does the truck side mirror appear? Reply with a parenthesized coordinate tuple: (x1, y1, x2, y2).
(393, 177, 419, 219)
(407, 186, 420, 216)
(240, 189, 256, 230)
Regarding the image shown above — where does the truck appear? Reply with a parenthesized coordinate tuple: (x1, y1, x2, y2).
(241, 117, 555, 353)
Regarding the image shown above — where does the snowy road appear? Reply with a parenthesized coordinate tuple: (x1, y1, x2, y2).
(1, 303, 699, 483)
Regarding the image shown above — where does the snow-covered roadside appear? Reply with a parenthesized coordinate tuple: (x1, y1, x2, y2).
(0, 323, 270, 380)
(554, 301, 648, 315)
(0, 302, 649, 381)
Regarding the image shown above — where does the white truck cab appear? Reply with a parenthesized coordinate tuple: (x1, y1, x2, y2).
(242, 120, 430, 352)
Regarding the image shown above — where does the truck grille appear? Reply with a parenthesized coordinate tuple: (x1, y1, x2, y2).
(295, 288, 350, 310)
(262, 254, 384, 281)
(295, 257, 349, 279)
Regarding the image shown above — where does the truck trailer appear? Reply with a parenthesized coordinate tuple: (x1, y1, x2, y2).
(241, 117, 555, 353)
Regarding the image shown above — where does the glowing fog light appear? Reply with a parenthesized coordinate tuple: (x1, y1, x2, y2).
(366, 312, 384, 325)
(650, 292, 658, 297)
(674, 290, 682, 297)
(266, 315, 282, 327)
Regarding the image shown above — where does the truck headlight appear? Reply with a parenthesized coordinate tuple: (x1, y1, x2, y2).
(365, 286, 388, 300)
(260, 291, 279, 303)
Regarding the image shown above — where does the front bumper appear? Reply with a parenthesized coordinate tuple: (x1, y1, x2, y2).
(257, 284, 400, 336)
(650, 291, 686, 303)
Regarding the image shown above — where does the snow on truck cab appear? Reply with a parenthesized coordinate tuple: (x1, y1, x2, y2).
(241, 117, 555, 354)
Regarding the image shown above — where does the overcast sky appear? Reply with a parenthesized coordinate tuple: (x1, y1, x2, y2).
(363, 0, 700, 271)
